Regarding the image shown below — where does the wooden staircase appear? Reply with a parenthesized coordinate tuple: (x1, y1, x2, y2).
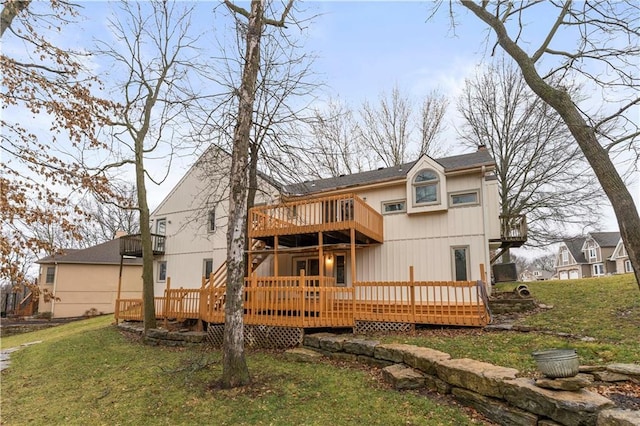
(203, 240, 270, 311)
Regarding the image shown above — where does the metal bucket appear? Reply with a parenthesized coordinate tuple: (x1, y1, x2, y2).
(532, 349, 579, 378)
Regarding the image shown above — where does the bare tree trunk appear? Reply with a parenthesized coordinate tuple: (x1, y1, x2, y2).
(0, 0, 30, 38)
(462, 0, 640, 290)
(222, 0, 263, 389)
(135, 146, 157, 331)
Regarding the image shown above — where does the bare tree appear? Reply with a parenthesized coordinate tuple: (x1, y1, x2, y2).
(458, 58, 603, 249)
(418, 90, 448, 158)
(302, 98, 369, 178)
(1, 0, 115, 287)
(98, 0, 203, 331)
(452, 0, 640, 289)
(222, 0, 295, 389)
(359, 85, 413, 167)
(303, 88, 448, 176)
(78, 183, 140, 246)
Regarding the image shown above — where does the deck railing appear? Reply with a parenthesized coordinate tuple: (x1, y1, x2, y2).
(353, 280, 488, 327)
(500, 215, 527, 242)
(119, 233, 166, 257)
(116, 274, 488, 328)
(249, 193, 383, 243)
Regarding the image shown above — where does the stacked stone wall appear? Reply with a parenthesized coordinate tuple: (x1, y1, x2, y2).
(301, 333, 640, 426)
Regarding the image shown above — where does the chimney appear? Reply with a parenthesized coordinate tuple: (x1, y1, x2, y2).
(115, 230, 127, 239)
(478, 143, 487, 151)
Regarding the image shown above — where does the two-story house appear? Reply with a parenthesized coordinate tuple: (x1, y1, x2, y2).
(610, 238, 634, 275)
(555, 232, 620, 279)
(146, 146, 525, 294)
(117, 145, 526, 334)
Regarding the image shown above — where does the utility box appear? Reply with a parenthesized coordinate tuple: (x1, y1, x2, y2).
(493, 263, 518, 283)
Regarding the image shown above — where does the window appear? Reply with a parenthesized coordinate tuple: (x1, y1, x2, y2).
(625, 260, 633, 273)
(588, 247, 597, 261)
(45, 266, 55, 284)
(449, 191, 479, 207)
(592, 263, 604, 276)
(335, 255, 346, 286)
(413, 169, 439, 205)
(452, 246, 469, 281)
(155, 218, 166, 235)
(158, 261, 167, 282)
(382, 200, 406, 214)
(561, 249, 569, 264)
(203, 259, 213, 279)
(208, 209, 216, 233)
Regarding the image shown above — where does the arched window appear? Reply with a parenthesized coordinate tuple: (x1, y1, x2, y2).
(413, 169, 439, 205)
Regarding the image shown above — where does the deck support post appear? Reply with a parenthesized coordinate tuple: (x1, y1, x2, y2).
(300, 270, 306, 326)
(318, 232, 324, 285)
(350, 228, 356, 324)
(410, 266, 416, 324)
(274, 235, 279, 277)
(197, 276, 205, 332)
(164, 277, 171, 329)
(116, 255, 124, 325)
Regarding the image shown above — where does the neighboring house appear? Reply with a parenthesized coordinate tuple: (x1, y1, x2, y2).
(146, 145, 526, 296)
(555, 232, 620, 279)
(37, 238, 142, 318)
(520, 269, 553, 282)
(610, 238, 634, 275)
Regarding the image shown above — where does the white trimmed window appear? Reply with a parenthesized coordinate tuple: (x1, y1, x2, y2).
(208, 209, 216, 233)
(451, 246, 470, 281)
(449, 190, 479, 207)
(158, 261, 167, 282)
(561, 249, 569, 264)
(592, 263, 604, 276)
(588, 247, 597, 261)
(45, 266, 55, 284)
(413, 169, 439, 205)
(382, 200, 406, 214)
(625, 260, 633, 273)
(203, 259, 213, 278)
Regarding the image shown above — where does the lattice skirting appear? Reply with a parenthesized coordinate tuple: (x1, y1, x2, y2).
(206, 324, 303, 349)
(354, 320, 415, 334)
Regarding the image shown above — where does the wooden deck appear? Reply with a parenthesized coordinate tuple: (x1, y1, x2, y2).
(115, 276, 490, 328)
(249, 193, 384, 245)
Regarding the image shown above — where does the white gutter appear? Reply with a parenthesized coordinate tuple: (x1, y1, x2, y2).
(480, 166, 490, 293)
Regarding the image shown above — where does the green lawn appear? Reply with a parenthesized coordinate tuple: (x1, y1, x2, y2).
(380, 274, 640, 374)
(1, 317, 480, 425)
(2, 274, 638, 425)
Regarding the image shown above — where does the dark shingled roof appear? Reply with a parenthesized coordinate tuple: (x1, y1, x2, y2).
(36, 239, 142, 266)
(564, 237, 587, 264)
(285, 150, 495, 196)
(590, 231, 621, 248)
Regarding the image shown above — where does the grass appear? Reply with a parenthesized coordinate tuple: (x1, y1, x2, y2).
(380, 274, 640, 374)
(2, 274, 638, 424)
(1, 317, 480, 425)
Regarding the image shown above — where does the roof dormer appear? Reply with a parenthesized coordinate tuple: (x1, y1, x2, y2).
(406, 156, 447, 214)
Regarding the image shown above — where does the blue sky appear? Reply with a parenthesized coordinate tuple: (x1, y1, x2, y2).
(6, 1, 637, 233)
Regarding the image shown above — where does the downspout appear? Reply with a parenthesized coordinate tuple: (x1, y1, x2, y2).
(480, 166, 491, 295)
(50, 261, 59, 318)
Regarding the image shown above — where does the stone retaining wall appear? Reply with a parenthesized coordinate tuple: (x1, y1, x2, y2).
(300, 333, 640, 426)
(118, 323, 207, 346)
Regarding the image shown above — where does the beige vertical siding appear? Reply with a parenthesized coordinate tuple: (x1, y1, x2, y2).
(39, 263, 142, 318)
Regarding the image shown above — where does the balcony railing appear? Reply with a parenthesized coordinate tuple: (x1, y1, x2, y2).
(500, 215, 527, 244)
(119, 233, 166, 257)
(249, 193, 383, 244)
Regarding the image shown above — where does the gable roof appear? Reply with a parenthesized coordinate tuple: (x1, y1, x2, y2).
(589, 231, 621, 248)
(562, 237, 587, 264)
(285, 150, 495, 196)
(36, 239, 142, 266)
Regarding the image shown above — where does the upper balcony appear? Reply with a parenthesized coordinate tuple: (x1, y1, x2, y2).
(119, 233, 166, 257)
(496, 214, 527, 248)
(249, 193, 383, 247)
